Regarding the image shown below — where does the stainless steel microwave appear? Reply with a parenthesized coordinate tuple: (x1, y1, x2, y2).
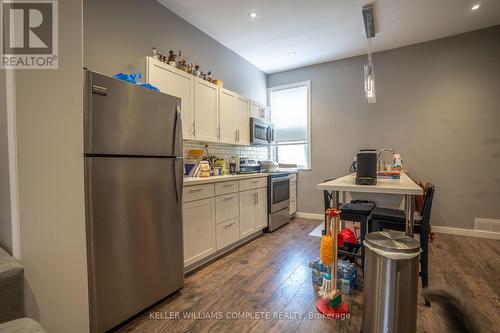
(250, 118, 274, 145)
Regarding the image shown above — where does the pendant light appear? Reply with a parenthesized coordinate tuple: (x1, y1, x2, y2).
(362, 4, 376, 104)
(364, 40, 376, 103)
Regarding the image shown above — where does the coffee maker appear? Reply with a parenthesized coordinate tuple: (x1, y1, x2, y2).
(355, 149, 377, 185)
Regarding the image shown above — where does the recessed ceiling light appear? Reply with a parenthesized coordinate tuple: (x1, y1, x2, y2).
(248, 11, 257, 19)
(471, 4, 480, 10)
(288, 52, 296, 56)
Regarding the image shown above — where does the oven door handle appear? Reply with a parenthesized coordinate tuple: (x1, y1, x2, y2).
(271, 176, 290, 184)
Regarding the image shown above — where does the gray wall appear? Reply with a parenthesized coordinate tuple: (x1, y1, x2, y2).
(0, 69, 12, 253)
(84, 0, 267, 104)
(268, 25, 500, 229)
(15, 0, 89, 331)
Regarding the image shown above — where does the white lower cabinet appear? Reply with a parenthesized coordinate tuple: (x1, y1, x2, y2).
(216, 218, 240, 250)
(183, 176, 268, 269)
(239, 187, 268, 238)
(215, 193, 239, 224)
(182, 197, 216, 267)
(239, 190, 256, 238)
(255, 187, 268, 230)
(290, 198, 297, 215)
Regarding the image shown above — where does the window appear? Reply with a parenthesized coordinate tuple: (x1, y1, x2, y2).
(269, 81, 311, 169)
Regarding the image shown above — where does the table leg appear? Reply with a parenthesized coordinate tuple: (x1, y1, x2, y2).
(334, 191, 340, 209)
(404, 194, 415, 237)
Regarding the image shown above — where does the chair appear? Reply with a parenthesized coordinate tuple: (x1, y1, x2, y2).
(322, 179, 375, 270)
(339, 201, 375, 270)
(370, 183, 435, 303)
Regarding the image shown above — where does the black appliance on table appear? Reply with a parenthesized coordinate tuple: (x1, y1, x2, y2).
(355, 149, 377, 185)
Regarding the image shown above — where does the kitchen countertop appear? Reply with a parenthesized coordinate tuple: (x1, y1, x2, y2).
(317, 172, 423, 195)
(184, 173, 269, 186)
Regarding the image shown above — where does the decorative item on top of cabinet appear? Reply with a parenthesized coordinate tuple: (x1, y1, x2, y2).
(152, 47, 159, 60)
(167, 50, 176, 66)
(193, 65, 201, 77)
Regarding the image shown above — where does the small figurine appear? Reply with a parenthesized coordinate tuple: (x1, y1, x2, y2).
(193, 65, 201, 77)
(207, 71, 213, 82)
(152, 47, 159, 60)
(176, 50, 183, 69)
(167, 50, 177, 66)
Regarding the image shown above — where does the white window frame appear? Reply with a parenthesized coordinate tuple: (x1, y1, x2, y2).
(268, 80, 311, 170)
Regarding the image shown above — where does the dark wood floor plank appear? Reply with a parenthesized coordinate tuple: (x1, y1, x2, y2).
(116, 219, 500, 333)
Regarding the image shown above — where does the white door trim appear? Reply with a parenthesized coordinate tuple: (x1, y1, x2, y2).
(6, 69, 21, 259)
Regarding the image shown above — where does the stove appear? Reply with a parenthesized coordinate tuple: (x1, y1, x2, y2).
(266, 172, 291, 232)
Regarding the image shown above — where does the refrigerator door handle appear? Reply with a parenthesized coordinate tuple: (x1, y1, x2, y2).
(174, 105, 183, 156)
(173, 159, 182, 203)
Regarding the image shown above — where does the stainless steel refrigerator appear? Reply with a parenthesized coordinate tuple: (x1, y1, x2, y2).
(84, 69, 184, 333)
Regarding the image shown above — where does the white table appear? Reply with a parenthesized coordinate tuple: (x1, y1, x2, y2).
(317, 173, 423, 237)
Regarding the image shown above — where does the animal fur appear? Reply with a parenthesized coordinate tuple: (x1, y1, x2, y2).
(424, 288, 484, 333)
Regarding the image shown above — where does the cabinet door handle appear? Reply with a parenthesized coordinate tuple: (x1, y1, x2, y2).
(192, 121, 196, 137)
(222, 196, 235, 201)
(224, 221, 236, 228)
(223, 184, 234, 188)
(188, 188, 202, 193)
(256, 192, 259, 204)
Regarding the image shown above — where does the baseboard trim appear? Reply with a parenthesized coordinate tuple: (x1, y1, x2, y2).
(432, 226, 500, 240)
(296, 212, 323, 220)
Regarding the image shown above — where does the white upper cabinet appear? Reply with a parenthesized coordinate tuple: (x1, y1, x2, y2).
(194, 77, 219, 143)
(250, 100, 271, 122)
(219, 88, 236, 144)
(131, 57, 257, 145)
(235, 95, 250, 146)
(130, 57, 195, 140)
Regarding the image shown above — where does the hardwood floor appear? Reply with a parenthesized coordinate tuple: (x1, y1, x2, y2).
(117, 218, 500, 333)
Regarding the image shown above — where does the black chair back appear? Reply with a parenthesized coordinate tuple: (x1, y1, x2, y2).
(420, 183, 435, 233)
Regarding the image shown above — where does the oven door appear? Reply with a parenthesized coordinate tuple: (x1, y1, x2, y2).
(270, 176, 290, 213)
(251, 118, 273, 145)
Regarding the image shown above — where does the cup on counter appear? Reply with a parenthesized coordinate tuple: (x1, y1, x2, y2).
(229, 163, 236, 174)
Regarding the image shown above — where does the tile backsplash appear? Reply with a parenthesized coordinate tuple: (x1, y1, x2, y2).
(183, 141, 270, 162)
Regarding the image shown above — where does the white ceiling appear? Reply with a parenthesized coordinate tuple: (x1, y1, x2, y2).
(157, 0, 500, 74)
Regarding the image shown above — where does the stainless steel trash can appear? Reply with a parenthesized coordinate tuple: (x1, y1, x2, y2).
(362, 231, 421, 333)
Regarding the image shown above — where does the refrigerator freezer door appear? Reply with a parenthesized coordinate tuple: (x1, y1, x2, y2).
(85, 157, 184, 333)
(85, 70, 182, 157)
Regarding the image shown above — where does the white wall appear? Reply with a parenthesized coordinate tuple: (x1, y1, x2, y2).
(0, 69, 12, 254)
(267, 26, 500, 229)
(14, 0, 89, 332)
